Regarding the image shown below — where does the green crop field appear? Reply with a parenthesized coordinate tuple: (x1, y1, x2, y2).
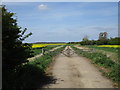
(84, 45, 120, 54)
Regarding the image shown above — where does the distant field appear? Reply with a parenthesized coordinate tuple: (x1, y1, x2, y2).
(32, 45, 57, 56)
(98, 45, 120, 48)
(85, 45, 120, 53)
(32, 43, 66, 56)
(32, 43, 66, 48)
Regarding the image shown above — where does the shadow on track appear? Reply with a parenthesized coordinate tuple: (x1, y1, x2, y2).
(3, 64, 57, 90)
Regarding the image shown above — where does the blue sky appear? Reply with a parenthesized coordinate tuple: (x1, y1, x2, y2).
(4, 2, 118, 43)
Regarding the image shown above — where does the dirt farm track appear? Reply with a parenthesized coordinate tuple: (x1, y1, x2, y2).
(43, 46, 113, 88)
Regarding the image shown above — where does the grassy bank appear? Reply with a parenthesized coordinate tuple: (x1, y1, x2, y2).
(32, 45, 58, 56)
(72, 46, 120, 87)
(3, 45, 65, 89)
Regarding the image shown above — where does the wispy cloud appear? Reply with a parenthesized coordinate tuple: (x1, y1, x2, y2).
(90, 26, 117, 31)
(26, 25, 117, 42)
(38, 4, 49, 10)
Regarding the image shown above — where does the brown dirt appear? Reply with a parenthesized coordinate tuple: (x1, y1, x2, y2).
(43, 46, 113, 88)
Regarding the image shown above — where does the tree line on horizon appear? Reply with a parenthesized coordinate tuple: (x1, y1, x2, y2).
(68, 32, 120, 45)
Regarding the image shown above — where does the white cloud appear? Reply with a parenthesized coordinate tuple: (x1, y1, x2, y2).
(38, 4, 48, 10)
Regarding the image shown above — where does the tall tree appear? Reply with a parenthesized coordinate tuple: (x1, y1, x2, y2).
(99, 32, 108, 40)
(2, 6, 33, 71)
(98, 32, 108, 45)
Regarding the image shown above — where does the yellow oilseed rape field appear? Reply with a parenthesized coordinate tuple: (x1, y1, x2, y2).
(97, 45, 120, 48)
(32, 43, 66, 48)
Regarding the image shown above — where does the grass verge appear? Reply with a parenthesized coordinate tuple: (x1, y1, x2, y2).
(72, 46, 120, 88)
